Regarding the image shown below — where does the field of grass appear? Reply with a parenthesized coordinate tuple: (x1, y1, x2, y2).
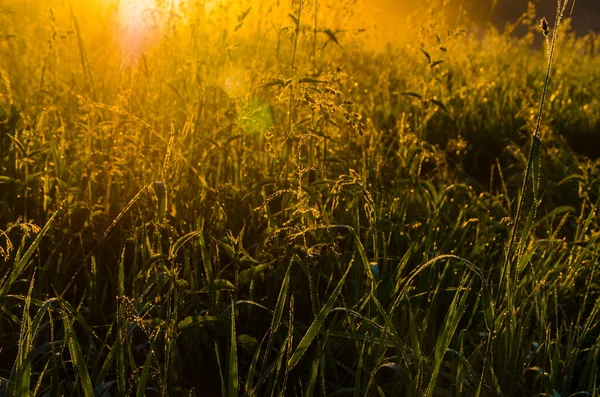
(1, 0, 600, 395)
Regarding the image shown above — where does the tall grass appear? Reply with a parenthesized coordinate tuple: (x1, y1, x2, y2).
(1, 0, 600, 395)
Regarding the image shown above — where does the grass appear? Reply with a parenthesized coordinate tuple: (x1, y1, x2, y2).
(1, 0, 600, 395)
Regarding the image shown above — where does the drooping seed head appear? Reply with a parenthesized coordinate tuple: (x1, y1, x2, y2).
(540, 17, 550, 37)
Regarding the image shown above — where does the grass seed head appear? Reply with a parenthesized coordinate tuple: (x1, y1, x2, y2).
(540, 17, 550, 37)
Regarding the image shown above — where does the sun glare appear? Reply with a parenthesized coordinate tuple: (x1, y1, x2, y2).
(111, 0, 225, 57)
(114, 0, 157, 57)
(98, 0, 418, 58)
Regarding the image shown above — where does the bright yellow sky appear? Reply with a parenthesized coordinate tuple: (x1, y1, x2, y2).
(85, 0, 422, 56)
(104, 0, 251, 56)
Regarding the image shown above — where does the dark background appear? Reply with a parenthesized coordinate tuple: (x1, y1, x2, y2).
(370, 0, 599, 37)
(475, 0, 599, 34)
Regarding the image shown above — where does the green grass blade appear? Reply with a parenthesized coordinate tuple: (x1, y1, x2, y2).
(136, 348, 154, 397)
(30, 298, 57, 337)
(62, 310, 95, 397)
(531, 135, 542, 202)
(272, 259, 293, 333)
(96, 339, 118, 389)
(425, 276, 473, 397)
(198, 219, 214, 284)
(353, 334, 368, 397)
(168, 231, 202, 261)
(243, 334, 265, 396)
(261, 258, 293, 373)
(117, 246, 126, 396)
(349, 228, 374, 281)
(228, 299, 239, 397)
(214, 340, 226, 397)
(288, 258, 353, 369)
(304, 353, 321, 397)
(9, 272, 35, 397)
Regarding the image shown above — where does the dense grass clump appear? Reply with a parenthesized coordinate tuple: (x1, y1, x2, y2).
(1, 0, 600, 395)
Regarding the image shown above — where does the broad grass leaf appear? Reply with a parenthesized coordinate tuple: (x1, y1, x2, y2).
(62, 314, 94, 397)
(288, 258, 353, 369)
(425, 276, 473, 397)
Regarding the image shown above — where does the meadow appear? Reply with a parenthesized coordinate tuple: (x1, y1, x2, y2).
(1, 0, 600, 395)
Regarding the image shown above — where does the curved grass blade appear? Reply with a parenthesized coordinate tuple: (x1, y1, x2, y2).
(168, 231, 202, 261)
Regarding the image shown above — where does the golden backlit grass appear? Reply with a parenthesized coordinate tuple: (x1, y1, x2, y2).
(1, 0, 600, 395)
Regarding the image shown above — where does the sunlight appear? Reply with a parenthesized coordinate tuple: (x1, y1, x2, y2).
(115, 0, 158, 57)
(112, 0, 223, 57)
